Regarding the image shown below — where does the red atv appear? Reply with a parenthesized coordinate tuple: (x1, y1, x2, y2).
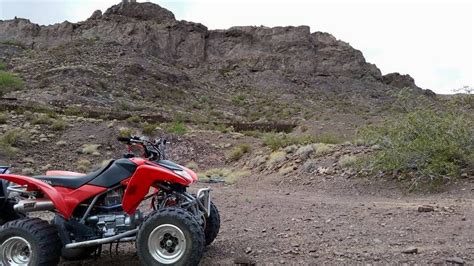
(0, 136, 220, 265)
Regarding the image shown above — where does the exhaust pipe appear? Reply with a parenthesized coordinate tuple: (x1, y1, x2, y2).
(65, 228, 138, 249)
(14, 200, 55, 212)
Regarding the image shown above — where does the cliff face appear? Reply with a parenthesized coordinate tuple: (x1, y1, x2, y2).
(0, 2, 428, 122)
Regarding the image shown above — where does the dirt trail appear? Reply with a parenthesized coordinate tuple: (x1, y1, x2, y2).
(61, 180, 473, 265)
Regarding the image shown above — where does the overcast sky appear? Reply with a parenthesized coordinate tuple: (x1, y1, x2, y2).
(0, 0, 472, 94)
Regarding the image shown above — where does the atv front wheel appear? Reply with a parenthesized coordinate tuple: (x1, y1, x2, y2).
(137, 208, 205, 266)
(204, 201, 220, 246)
(0, 218, 61, 266)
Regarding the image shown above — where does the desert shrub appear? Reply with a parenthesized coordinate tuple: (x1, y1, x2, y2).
(32, 114, 52, 125)
(295, 144, 314, 159)
(0, 71, 23, 96)
(64, 106, 85, 116)
(0, 112, 7, 124)
(0, 129, 30, 155)
(51, 119, 68, 131)
(267, 151, 287, 167)
(82, 144, 100, 156)
(142, 122, 158, 135)
(76, 159, 92, 172)
(162, 122, 187, 134)
(228, 144, 251, 161)
(263, 133, 342, 151)
(127, 115, 142, 123)
(232, 94, 246, 105)
(339, 155, 359, 168)
(241, 130, 262, 138)
(358, 109, 474, 188)
(314, 143, 333, 155)
(203, 168, 250, 184)
(119, 127, 134, 137)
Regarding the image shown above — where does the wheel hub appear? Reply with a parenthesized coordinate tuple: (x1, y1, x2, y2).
(148, 224, 186, 264)
(0, 236, 32, 266)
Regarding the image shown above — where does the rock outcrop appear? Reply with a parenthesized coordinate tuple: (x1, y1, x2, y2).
(0, 1, 428, 122)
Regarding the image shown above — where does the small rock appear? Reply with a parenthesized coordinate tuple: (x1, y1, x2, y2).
(373, 238, 382, 244)
(402, 247, 418, 254)
(244, 247, 252, 254)
(56, 140, 67, 146)
(446, 257, 464, 265)
(460, 173, 468, 179)
(22, 158, 35, 164)
(418, 205, 434, 212)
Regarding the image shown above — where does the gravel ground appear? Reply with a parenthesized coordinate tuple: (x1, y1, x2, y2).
(60, 178, 473, 265)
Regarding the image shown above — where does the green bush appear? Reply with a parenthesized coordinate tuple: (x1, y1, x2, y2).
(32, 114, 52, 125)
(358, 109, 474, 188)
(142, 122, 158, 135)
(263, 133, 342, 151)
(0, 129, 30, 156)
(0, 62, 6, 71)
(162, 122, 187, 135)
(228, 144, 251, 161)
(0, 71, 24, 96)
(232, 95, 246, 105)
(126, 115, 142, 124)
(0, 112, 7, 124)
(51, 119, 68, 131)
(119, 127, 134, 138)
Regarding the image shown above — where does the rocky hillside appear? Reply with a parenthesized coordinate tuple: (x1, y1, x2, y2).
(0, 1, 434, 124)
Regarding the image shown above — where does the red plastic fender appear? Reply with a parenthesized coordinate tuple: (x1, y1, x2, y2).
(0, 174, 105, 219)
(122, 164, 191, 214)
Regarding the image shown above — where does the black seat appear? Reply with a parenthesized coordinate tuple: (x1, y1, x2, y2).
(33, 161, 115, 189)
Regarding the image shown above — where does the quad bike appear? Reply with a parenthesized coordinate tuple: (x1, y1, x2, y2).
(0, 136, 220, 265)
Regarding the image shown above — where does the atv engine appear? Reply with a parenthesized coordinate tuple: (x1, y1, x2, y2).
(86, 187, 143, 237)
(87, 212, 142, 237)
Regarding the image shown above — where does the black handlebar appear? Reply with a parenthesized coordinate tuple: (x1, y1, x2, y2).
(118, 135, 168, 160)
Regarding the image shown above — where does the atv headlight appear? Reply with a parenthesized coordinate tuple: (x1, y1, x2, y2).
(173, 170, 192, 181)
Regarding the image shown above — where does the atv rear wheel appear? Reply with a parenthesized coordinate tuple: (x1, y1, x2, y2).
(0, 218, 61, 266)
(137, 208, 205, 266)
(204, 201, 220, 246)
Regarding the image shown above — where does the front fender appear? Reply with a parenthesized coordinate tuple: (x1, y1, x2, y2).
(122, 164, 190, 214)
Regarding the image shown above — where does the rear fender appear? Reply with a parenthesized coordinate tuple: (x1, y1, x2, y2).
(0, 175, 106, 219)
(0, 174, 68, 215)
(122, 164, 190, 214)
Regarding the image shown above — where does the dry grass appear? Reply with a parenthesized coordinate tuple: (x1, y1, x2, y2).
(267, 151, 287, 167)
(203, 168, 251, 184)
(76, 159, 92, 172)
(82, 144, 101, 156)
(338, 155, 358, 168)
(314, 143, 334, 155)
(228, 144, 251, 161)
(0, 129, 30, 156)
